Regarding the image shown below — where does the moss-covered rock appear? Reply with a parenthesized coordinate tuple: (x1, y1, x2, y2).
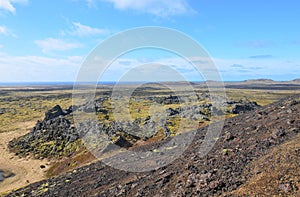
(8, 105, 81, 159)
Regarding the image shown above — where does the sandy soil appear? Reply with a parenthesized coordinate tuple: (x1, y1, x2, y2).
(0, 121, 49, 194)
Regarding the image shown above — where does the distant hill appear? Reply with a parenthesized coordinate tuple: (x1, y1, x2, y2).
(243, 79, 275, 83)
(291, 78, 300, 83)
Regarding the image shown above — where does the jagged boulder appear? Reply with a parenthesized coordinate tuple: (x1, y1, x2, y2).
(232, 101, 260, 114)
(153, 95, 180, 105)
(113, 135, 132, 148)
(8, 115, 80, 158)
(8, 105, 81, 158)
(166, 108, 180, 116)
(44, 105, 65, 121)
(0, 108, 6, 115)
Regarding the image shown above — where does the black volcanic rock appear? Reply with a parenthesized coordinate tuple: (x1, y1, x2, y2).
(231, 101, 260, 114)
(8, 103, 138, 159)
(44, 105, 65, 121)
(153, 95, 180, 105)
(166, 107, 180, 116)
(8, 105, 80, 158)
(0, 108, 6, 115)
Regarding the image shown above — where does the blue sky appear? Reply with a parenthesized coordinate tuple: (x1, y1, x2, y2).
(0, 0, 299, 82)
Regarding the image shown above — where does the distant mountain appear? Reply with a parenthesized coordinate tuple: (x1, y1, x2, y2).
(243, 79, 275, 83)
(291, 78, 300, 83)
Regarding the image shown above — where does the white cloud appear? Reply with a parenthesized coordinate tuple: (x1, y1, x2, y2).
(0, 54, 83, 82)
(96, 57, 205, 82)
(96, 0, 195, 17)
(35, 38, 81, 53)
(0, 0, 27, 14)
(69, 22, 108, 37)
(1, 52, 298, 82)
(0, 25, 16, 37)
(213, 57, 300, 81)
(88, 55, 300, 82)
(86, 0, 96, 8)
(0, 25, 8, 35)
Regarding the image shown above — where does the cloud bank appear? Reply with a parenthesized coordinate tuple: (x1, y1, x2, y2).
(94, 0, 196, 17)
(0, 0, 27, 14)
(35, 38, 81, 53)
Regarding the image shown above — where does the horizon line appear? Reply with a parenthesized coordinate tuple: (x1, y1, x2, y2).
(0, 78, 300, 86)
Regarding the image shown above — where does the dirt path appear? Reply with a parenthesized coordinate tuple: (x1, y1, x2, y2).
(0, 121, 49, 194)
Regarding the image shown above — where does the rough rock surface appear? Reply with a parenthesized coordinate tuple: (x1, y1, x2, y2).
(44, 105, 66, 121)
(8, 93, 260, 160)
(231, 101, 260, 114)
(8, 105, 79, 158)
(5, 95, 300, 196)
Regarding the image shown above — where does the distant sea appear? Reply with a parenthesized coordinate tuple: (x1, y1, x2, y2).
(0, 81, 209, 86)
(0, 82, 118, 86)
(0, 82, 75, 86)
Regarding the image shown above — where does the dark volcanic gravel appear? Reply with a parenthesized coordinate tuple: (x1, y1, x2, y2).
(5, 95, 300, 197)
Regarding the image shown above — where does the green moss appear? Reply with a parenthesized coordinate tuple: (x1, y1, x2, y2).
(0, 91, 72, 133)
(222, 148, 228, 155)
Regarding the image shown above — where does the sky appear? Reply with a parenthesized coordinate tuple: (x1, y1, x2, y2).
(0, 0, 299, 82)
